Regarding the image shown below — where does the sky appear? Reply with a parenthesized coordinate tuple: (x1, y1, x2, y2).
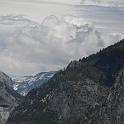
(0, 0, 124, 76)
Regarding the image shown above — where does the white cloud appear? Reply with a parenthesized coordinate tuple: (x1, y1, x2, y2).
(0, 15, 123, 75)
(0, 0, 123, 76)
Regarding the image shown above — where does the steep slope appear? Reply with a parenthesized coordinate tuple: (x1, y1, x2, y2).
(0, 72, 23, 124)
(12, 71, 56, 96)
(7, 39, 124, 124)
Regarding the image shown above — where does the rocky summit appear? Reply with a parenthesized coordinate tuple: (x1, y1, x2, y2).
(7, 39, 124, 124)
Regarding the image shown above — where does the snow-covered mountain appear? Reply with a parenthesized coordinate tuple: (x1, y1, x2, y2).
(12, 71, 56, 96)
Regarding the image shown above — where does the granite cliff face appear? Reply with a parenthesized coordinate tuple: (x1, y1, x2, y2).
(0, 72, 22, 124)
(7, 39, 124, 124)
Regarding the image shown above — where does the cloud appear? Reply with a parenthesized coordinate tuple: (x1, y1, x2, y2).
(0, 1, 123, 76)
(2, 0, 124, 7)
(81, 0, 124, 7)
(0, 15, 123, 75)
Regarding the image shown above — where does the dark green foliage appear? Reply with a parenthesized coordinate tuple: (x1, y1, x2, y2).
(9, 110, 60, 124)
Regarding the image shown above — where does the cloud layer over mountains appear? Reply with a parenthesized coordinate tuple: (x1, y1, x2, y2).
(0, 15, 123, 75)
(0, 0, 123, 75)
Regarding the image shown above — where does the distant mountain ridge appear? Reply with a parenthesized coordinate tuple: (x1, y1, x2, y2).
(7, 39, 124, 124)
(12, 71, 56, 96)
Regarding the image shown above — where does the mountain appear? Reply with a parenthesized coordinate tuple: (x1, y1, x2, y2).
(0, 72, 23, 124)
(12, 71, 56, 96)
(7, 39, 124, 124)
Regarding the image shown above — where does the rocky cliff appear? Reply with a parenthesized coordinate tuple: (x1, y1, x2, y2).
(0, 72, 22, 124)
(7, 39, 124, 124)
